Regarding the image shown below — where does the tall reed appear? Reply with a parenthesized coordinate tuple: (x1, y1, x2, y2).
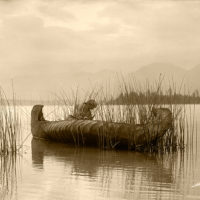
(52, 75, 197, 152)
(52, 86, 100, 120)
(0, 87, 21, 155)
(95, 75, 197, 152)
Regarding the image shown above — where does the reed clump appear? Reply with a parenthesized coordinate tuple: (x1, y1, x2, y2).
(95, 75, 197, 152)
(53, 75, 197, 153)
(0, 88, 21, 155)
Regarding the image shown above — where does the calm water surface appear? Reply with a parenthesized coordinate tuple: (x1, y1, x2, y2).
(1, 105, 200, 200)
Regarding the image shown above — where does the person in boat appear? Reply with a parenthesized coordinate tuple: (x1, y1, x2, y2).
(73, 99, 97, 120)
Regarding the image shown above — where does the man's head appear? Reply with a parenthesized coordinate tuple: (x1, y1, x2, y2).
(85, 99, 97, 109)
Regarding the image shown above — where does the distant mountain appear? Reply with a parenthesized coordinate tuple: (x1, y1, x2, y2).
(126, 63, 200, 93)
(2, 63, 200, 101)
(186, 65, 200, 91)
(5, 70, 117, 100)
(133, 62, 187, 83)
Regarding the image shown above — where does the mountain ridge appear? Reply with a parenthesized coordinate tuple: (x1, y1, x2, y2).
(2, 62, 200, 100)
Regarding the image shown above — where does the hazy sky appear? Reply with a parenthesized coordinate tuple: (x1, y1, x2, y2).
(1, 0, 200, 78)
(1, 0, 200, 100)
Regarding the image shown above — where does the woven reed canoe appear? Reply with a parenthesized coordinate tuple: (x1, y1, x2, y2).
(31, 105, 172, 149)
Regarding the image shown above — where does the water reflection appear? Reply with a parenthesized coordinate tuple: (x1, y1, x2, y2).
(0, 155, 18, 200)
(1, 138, 198, 200)
(31, 138, 177, 199)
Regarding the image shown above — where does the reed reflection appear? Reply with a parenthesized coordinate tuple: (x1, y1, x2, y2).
(0, 155, 18, 200)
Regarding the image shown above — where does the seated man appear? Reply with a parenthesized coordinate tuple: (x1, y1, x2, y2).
(73, 99, 97, 120)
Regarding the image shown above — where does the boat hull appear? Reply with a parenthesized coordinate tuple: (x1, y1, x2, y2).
(31, 105, 172, 149)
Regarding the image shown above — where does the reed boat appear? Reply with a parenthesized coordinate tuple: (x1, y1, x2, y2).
(31, 105, 172, 150)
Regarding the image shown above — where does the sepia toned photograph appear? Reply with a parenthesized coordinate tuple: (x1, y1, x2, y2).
(0, 0, 200, 199)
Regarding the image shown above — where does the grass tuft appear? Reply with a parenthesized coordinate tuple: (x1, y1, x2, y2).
(0, 87, 21, 155)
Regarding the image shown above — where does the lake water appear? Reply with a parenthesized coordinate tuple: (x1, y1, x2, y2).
(1, 105, 200, 200)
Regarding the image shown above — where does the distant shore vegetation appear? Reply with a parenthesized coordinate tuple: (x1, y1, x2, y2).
(110, 89, 200, 105)
(107, 75, 200, 105)
(4, 89, 200, 106)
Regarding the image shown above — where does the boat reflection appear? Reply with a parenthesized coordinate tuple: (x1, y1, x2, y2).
(31, 138, 175, 185)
